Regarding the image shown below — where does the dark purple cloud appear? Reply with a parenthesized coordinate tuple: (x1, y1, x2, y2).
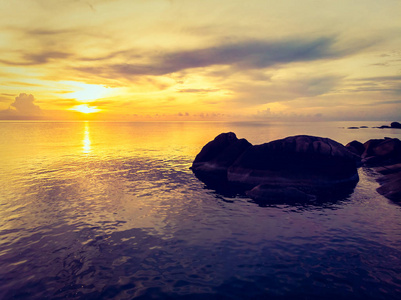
(75, 36, 370, 77)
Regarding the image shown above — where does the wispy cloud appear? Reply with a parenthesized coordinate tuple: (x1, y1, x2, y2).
(347, 75, 401, 95)
(177, 88, 220, 94)
(0, 51, 71, 66)
(228, 74, 344, 105)
(74, 36, 370, 78)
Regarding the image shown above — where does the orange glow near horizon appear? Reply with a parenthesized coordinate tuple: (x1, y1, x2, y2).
(71, 104, 101, 114)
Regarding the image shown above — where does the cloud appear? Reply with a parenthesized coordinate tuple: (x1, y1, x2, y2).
(75, 36, 370, 78)
(10, 93, 42, 115)
(177, 88, 220, 94)
(252, 107, 324, 121)
(228, 74, 344, 105)
(353, 75, 401, 82)
(0, 51, 71, 66)
(25, 28, 76, 36)
(0, 93, 44, 119)
(347, 75, 401, 95)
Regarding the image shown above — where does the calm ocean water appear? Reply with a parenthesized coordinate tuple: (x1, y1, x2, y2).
(1, 121, 401, 299)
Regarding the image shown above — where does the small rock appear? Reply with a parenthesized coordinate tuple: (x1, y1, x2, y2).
(346, 140, 365, 156)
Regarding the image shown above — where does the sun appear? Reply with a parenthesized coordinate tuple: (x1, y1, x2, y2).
(71, 104, 100, 114)
(61, 81, 116, 101)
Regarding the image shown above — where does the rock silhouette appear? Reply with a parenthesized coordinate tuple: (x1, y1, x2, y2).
(375, 121, 401, 129)
(192, 133, 360, 203)
(191, 132, 252, 183)
(391, 122, 401, 129)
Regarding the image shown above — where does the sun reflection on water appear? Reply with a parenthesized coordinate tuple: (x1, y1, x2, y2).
(83, 122, 91, 154)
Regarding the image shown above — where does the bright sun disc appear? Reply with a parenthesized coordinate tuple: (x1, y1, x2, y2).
(71, 104, 100, 114)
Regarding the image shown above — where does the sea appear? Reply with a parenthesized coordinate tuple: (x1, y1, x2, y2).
(1, 120, 401, 299)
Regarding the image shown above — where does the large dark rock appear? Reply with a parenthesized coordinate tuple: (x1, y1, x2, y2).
(227, 135, 360, 192)
(362, 138, 401, 165)
(391, 122, 401, 129)
(191, 132, 252, 182)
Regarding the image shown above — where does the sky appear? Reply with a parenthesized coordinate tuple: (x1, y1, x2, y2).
(0, 0, 401, 121)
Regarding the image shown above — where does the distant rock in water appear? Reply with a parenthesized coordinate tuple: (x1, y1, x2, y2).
(375, 121, 401, 129)
(391, 122, 401, 129)
(192, 133, 361, 203)
(346, 126, 368, 129)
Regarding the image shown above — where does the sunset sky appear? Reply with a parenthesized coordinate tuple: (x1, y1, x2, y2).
(1, 0, 400, 121)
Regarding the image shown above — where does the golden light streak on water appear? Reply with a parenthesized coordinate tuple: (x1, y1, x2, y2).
(83, 121, 91, 154)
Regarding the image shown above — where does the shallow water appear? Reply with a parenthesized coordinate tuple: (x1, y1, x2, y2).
(1, 121, 401, 299)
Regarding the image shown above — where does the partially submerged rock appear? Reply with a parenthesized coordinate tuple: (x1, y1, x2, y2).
(246, 185, 316, 204)
(362, 138, 401, 166)
(376, 172, 401, 201)
(192, 133, 360, 203)
(227, 135, 360, 190)
(374, 163, 401, 175)
(391, 122, 401, 129)
(373, 163, 401, 202)
(191, 132, 252, 183)
(375, 121, 401, 129)
(345, 137, 401, 202)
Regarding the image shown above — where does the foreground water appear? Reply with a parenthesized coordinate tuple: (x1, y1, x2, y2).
(1, 121, 401, 299)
